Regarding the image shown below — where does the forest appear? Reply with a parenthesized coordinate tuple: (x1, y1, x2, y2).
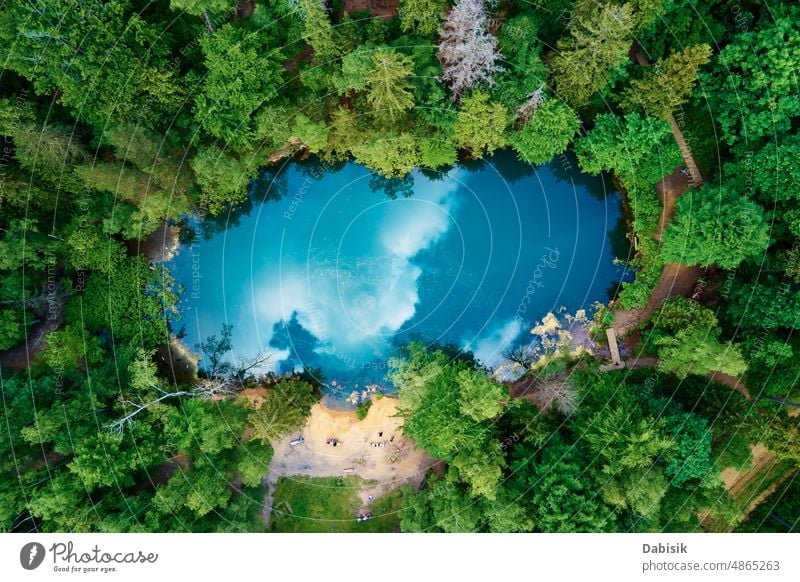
(0, 0, 798, 533)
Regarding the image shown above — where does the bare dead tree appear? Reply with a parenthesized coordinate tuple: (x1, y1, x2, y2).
(516, 87, 546, 123)
(108, 379, 238, 435)
(231, 349, 273, 386)
(502, 344, 537, 368)
(110, 322, 273, 434)
(534, 379, 578, 417)
(438, 0, 502, 99)
(108, 387, 194, 436)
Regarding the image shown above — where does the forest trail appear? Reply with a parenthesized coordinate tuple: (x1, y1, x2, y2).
(716, 445, 797, 531)
(611, 48, 705, 337)
(0, 287, 65, 371)
(655, 168, 691, 241)
(734, 467, 798, 531)
(721, 444, 772, 493)
(613, 263, 703, 336)
(707, 371, 752, 400)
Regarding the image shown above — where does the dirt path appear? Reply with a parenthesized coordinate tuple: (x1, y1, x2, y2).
(626, 356, 659, 368)
(262, 397, 434, 528)
(655, 168, 690, 241)
(614, 263, 703, 336)
(0, 288, 65, 371)
(609, 47, 705, 338)
(708, 371, 752, 400)
(716, 444, 799, 531)
(262, 473, 279, 530)
(737, 467, 798, 531)
(721, 444, 772, 493)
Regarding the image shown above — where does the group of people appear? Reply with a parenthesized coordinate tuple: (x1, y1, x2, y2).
(356, 512, 373, 523)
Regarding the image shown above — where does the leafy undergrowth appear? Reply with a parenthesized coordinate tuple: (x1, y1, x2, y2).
(270, 476, 405, 533)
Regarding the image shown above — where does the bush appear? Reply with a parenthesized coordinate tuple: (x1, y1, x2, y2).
(355, 398, 373, 420)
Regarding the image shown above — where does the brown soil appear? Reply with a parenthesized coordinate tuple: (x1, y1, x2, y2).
(739, 467, 798, 524)
(507, 375, 540, 402)
(712, 443, 800, 532)
(282, 45, 313, 74)
(655, 168, 690, 241)
(237, 0, 256, 19)
(708, 370, 752, 400)
(720, 444, 771, 492)
(238, 387, 267, 409)
(146, 452, 190, 488)
(612, 308, 645, 338)
(267, 137, 305, 163)
(625, 356, 659, 368)
(343, 0, 399, 18)
(610, 47, 705, 338)
(0, 290, 65, 371)
(614, 264, 703, 336)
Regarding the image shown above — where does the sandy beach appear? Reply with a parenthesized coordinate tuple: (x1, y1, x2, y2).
(265, 396, 434, 507)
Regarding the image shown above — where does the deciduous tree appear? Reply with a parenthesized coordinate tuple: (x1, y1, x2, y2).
(248, 379, 317, 443)
(549, 4, 634, 107)
(399, 0, 447, 37)
(661, 186, 770, 270)
(453, 91, 507, 157)
(509, 99, 579, 165)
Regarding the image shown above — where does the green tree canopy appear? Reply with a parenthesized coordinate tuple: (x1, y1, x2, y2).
(660, 186, 770, 269)
(399, 0, 447, 37)
(574, 113, 682, 187)
(365, 49, 416, 123)
(194, 24, 284, 150)
(549, 3, 634, 107)
(700, 10, 800, 146)
(453, 91, 507, 157)
(247, 379, 317, 443)
(656, 329, 747, 379)
(0, 0, 182, 129)
(509, 98, 579, 165)
(622, 44, 712, 119)
(390, 343, 507, 499)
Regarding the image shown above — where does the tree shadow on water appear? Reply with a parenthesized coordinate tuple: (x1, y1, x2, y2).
(369, 173, 415, 199)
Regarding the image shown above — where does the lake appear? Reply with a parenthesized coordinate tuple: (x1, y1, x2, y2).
(169, 151, 631, 399)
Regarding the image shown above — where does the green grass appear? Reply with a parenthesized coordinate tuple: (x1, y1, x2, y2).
(736, 469, 800, 532)
(704, 459, 796, 532)
(270, 476, 406, 533)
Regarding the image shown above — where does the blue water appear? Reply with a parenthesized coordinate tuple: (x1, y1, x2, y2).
(169, 151, 630, 395)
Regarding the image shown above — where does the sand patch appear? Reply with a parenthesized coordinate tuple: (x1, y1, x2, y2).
(720, 443, 771, 492)
(266, 396, 434, 508)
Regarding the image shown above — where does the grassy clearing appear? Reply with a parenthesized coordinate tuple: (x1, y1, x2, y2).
(736, 469, 800, 532)
(270, 476, 406, 533)
(704, 458, 796, 532)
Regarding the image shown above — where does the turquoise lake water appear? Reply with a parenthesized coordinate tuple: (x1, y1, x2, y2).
(169, 151, 631, 396)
